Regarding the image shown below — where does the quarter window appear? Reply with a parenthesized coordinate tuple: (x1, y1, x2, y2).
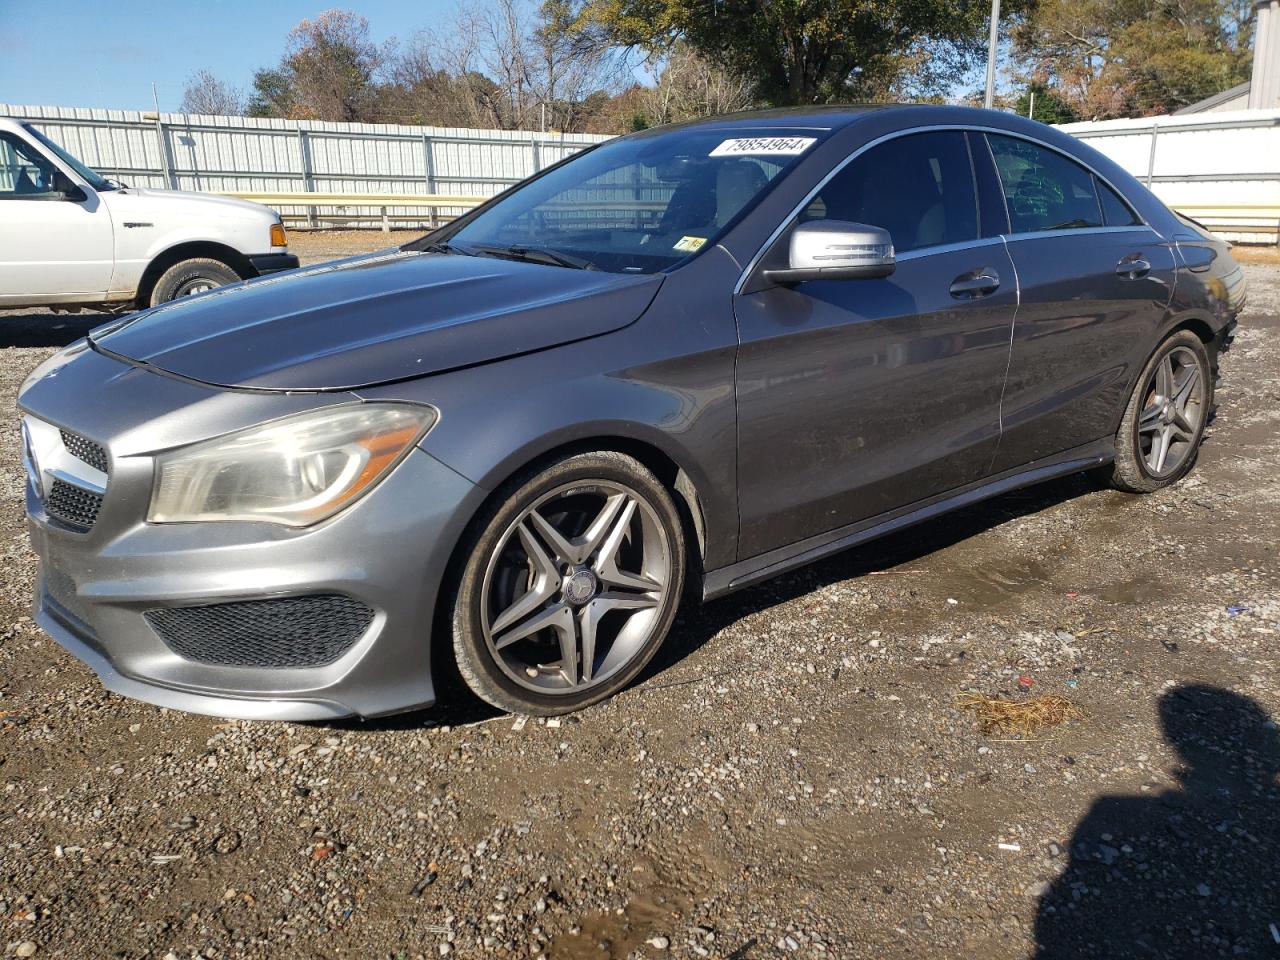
(987, 134, 1103, 234)
(802, 132, 979, 254)
(1097, 178, 1141, 226)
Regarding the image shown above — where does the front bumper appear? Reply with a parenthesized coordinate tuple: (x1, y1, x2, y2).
(21, 352, 482, 721)
(248, 252, 300, 276)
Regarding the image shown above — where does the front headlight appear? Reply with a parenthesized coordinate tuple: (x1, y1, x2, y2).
(148, 403, 437, 526)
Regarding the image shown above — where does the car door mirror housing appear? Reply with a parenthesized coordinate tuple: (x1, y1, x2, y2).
(762, 220, 896, 285)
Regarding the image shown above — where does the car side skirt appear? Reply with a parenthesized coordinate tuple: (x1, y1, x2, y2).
(702, 438, 1113, 601)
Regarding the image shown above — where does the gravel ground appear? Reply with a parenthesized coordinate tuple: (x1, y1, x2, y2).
(1, 233, 1278, 960)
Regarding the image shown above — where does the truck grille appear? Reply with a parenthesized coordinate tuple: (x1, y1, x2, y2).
(59, 429, 108, 473)
(46, 479, 105, 530)
(144, 595, 375, 669)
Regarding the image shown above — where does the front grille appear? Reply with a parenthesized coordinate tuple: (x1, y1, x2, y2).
(59, 430, 108, 474)
(144, 595, 375, 669)
(45, 479, 104, 530)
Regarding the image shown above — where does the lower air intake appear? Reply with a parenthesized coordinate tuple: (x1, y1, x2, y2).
(144, 594, 375, 669)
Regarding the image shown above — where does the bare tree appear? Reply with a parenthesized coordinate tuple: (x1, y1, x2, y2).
(250, 10, 384, 121)
(640, 43, 755, 126)
(180, 70, 246, 117)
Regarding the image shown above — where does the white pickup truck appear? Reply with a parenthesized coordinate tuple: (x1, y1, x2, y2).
(0, 117, 299, 311)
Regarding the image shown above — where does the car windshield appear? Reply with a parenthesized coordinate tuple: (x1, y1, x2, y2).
(22, 123, 114, 192)
(437, 127, 828, 274)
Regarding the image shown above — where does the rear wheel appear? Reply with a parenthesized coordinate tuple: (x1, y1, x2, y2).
(148, 257, 242, 306)
(1098, 330, 1213, 493)
(451, 451, 685, 715)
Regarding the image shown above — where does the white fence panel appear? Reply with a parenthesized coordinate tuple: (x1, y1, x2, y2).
(1061, 110, 1280, 243)
(0, 103, 611, 228)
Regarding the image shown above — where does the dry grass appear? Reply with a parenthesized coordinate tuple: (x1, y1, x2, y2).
(957, 691, 1081, 737)
(1231, 245, 1280, 265)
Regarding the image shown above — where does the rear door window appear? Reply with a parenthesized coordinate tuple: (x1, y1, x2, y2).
(986, 134, 1104, 234)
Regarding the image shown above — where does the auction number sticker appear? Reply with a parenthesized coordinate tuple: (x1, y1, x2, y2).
(710, 137, 816, 156)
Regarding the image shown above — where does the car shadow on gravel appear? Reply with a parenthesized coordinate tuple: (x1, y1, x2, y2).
(640, 470, 1102, 685)
(1035, 684, 1280, 958)
(330, 471, 1102, 734)
(0, 312, 102, 348)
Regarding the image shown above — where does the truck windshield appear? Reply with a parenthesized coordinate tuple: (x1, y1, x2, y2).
(427, 127, 829, 274)
(23, 124, 115, 192)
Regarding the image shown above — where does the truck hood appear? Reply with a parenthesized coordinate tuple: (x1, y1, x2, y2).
(111, 185, 275, 218)
(90, 249, 663, 391)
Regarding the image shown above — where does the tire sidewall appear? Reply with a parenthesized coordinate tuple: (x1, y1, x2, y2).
(150, 258, 241, 306)
(451, 452, 686, 715)
(1116, 331, 1213, 491)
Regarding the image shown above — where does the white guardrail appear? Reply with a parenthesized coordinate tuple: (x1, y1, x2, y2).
(5, 103, 1280, 242)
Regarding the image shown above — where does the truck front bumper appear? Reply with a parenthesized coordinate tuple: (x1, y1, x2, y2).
(248, 253, 300, 275)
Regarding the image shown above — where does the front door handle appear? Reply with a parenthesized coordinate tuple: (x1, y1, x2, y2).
(1117, 258, 1151, 280)
(949, 272, 1001, 299)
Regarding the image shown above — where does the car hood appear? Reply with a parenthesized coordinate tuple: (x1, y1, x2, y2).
(91, 250, 664, 391)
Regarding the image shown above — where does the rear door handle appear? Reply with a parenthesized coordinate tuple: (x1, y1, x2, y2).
(1117, 258, 1151, 280)
(949, 272, 1001, 299)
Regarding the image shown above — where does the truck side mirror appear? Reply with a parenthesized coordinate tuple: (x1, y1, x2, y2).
(50, 170, 87, 203)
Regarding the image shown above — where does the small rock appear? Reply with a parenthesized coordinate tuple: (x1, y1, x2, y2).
(645, 935, 670, 949)
(1024, 764, 1038, 774)
(16, 943, 37, 958)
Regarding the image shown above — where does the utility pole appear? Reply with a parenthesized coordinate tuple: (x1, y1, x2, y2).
(984, 0, 1001, 110)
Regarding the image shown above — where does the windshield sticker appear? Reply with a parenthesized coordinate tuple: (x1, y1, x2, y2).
(674, 236, 707, 252)
(710, 137, 816, 157)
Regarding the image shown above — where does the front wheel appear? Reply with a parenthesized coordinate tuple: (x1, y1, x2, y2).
(148, 257, 242, 306)
(451, 451, 686, 715)
(1097, 330, 1213, 493)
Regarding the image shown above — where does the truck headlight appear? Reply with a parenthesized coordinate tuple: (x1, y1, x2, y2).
(270, 222, 287, 247)
(148, 403, 437, 526)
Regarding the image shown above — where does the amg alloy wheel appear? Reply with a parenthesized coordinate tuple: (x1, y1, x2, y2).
(1100, 330, 1213, 493)
(451, 451, 685, 715)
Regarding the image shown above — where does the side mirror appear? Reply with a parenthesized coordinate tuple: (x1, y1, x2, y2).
(50, 170, 87, 203)
(762, 220, 896, 285)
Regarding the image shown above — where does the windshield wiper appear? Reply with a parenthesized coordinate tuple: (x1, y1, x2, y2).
(465, 243, 598, 271)
(419, 240, 460, 255)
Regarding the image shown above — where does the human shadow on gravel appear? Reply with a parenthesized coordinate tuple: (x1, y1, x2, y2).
(1035, 685, 1280, 959)
(0, 312, 101, 348)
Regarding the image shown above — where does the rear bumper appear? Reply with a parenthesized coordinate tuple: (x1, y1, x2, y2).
(248, 252, 300, 275)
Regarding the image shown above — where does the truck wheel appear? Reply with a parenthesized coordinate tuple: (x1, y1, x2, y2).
(148, 258, 242, 306)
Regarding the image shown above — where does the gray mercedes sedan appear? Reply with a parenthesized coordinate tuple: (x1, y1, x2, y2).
(18, 105, 1245, 720)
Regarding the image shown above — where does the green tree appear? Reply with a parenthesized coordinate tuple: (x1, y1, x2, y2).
(1014, 81, 1080, 123)
(579, 0, 1029, 105)
(1011, 0, 1254, 118)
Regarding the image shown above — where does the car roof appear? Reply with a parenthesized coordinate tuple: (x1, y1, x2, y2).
(627, 103, 1041, 138)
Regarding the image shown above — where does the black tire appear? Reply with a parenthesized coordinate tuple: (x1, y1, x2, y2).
(450, 451, 686, 715)
(1097, 330, 1213, 493)
(148, 257, 242, 307)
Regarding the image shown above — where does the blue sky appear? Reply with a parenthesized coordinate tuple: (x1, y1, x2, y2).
(0, 0, 459, 112)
